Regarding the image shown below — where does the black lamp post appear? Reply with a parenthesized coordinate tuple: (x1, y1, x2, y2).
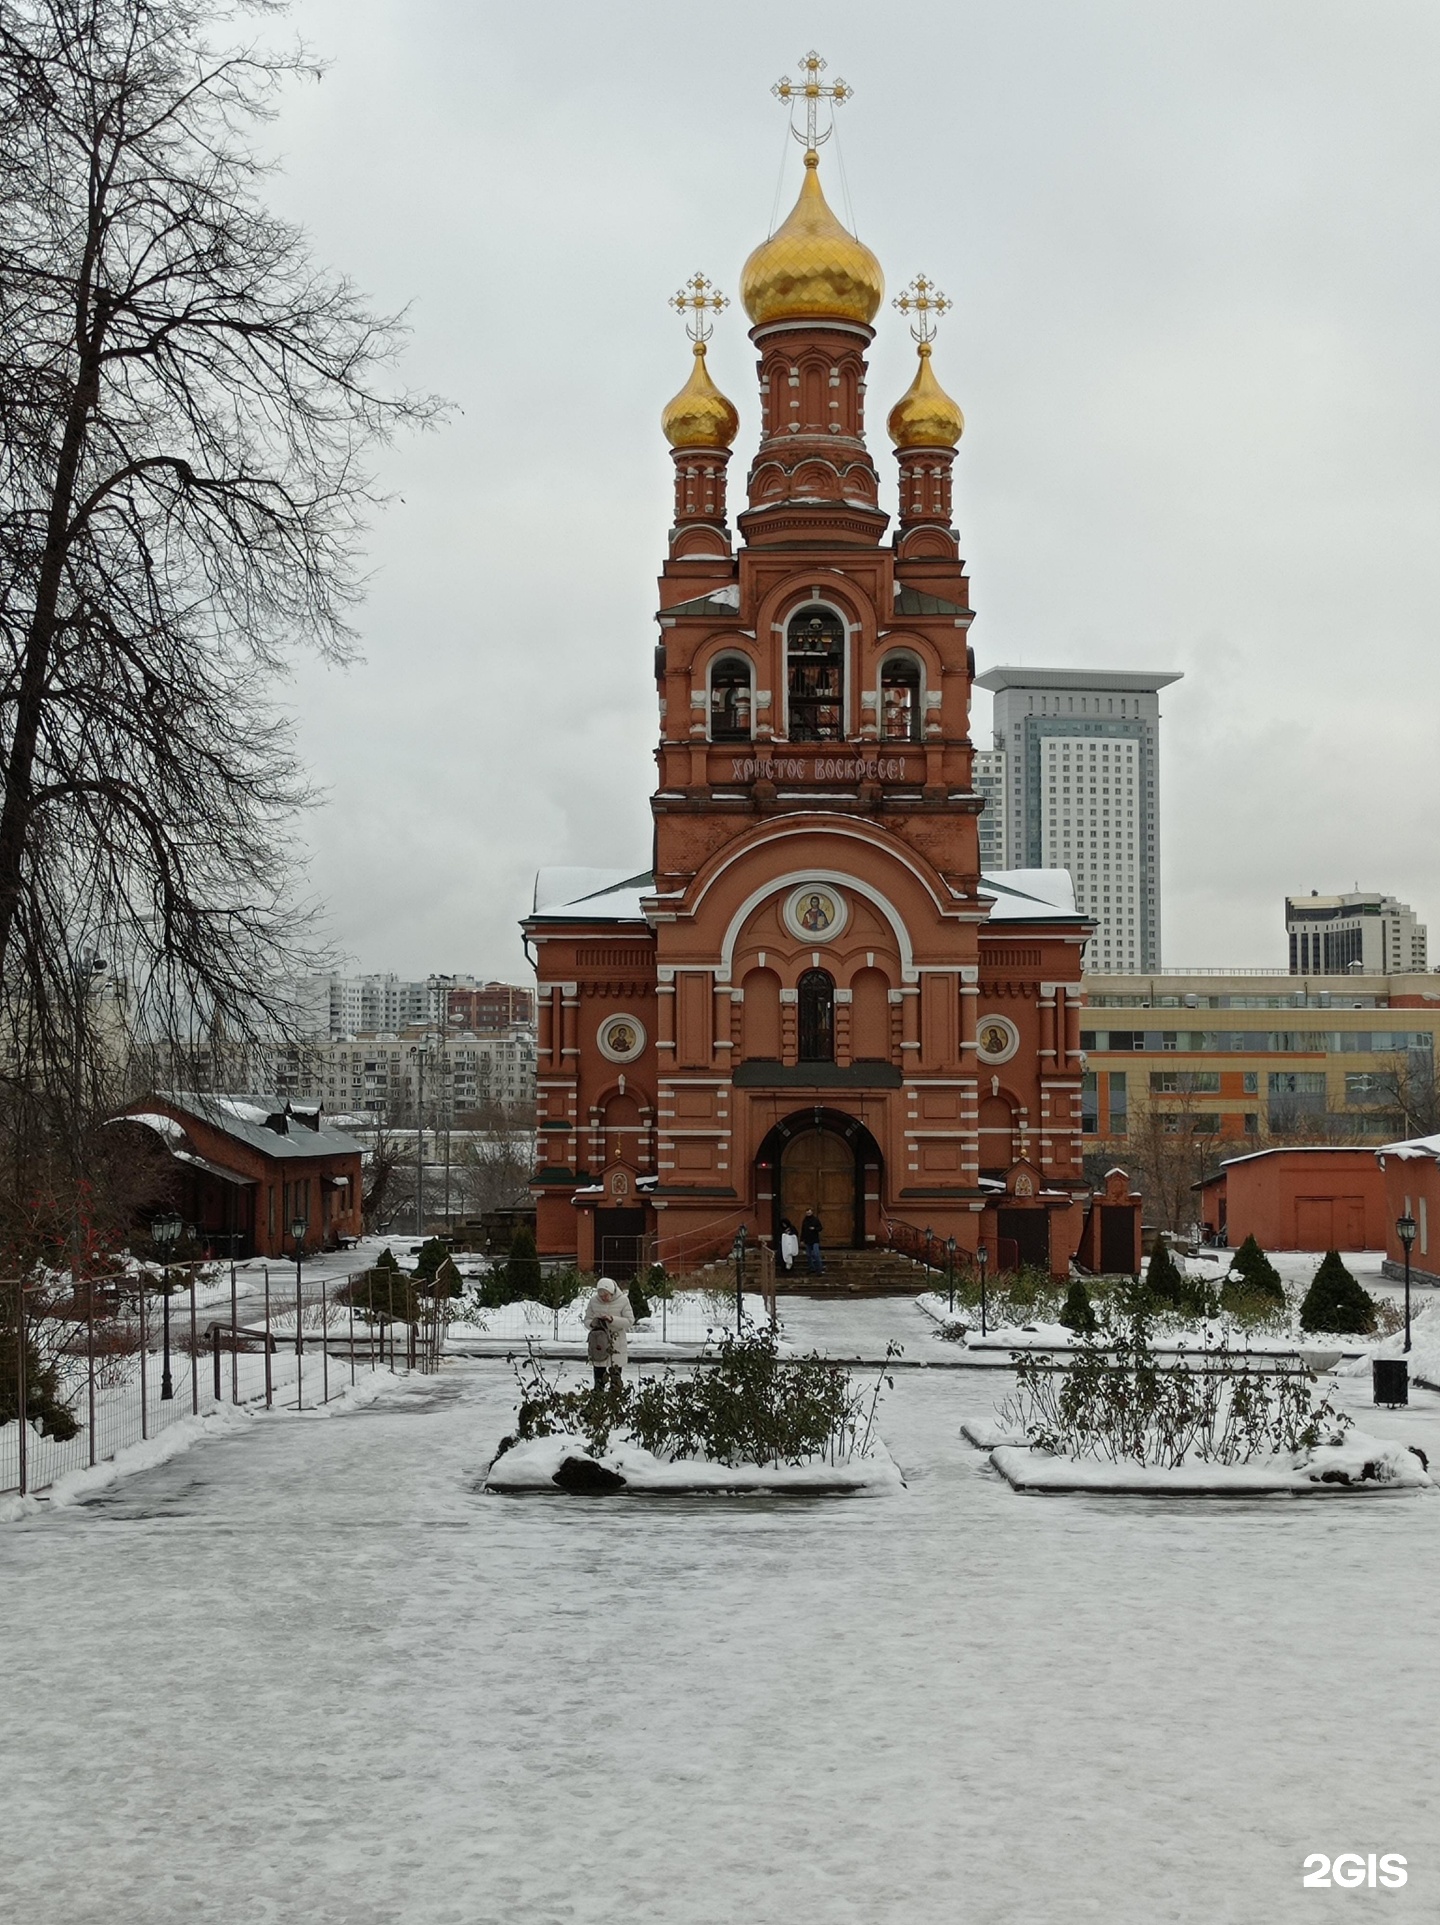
(291, 1213, 308, 1359)
(946, 1235, 957, 1314)
(977, 1240, 989, 1337)
(152, 1213, 182, 1400)
(732, 1224, 748, 1337)
(1396, 1213, 1417, 1354)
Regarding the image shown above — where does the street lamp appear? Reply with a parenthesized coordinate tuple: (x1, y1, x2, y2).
(151, 1213, 182, 1400)
(732, 1224, 748, 1337)
(1396, 1214, 1417, 1354)
(977, 1240, 990, 1338)
(946, 1235, 957, 1314)
(291, 1213, 308, 1360)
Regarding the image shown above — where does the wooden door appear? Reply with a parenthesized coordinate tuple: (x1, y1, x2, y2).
(1295, 1197, 1333, 1250)
(781, 1130, 855, 1245)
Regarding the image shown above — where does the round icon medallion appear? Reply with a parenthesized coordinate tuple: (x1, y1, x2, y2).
(597, 1015, 646, 1064)
(783, 883, 848, 943)
(975, 1013, 1020, 1065)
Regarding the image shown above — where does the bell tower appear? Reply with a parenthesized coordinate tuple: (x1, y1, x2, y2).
(527, 54, 1101, 1281)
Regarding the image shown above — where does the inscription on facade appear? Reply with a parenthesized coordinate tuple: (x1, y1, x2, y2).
(729, 754, 909, 783)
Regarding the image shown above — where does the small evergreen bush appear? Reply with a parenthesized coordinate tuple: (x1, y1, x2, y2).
(1145, 1240, 1186, 1307)
(1299, 1251, 1377, 1335)
(1060, 1279, 1098, 1335)
(411, 1237, 450, 1282)
(627, 1278, 651, 1321)
(1229, 1234, 1285, 1305)
(504, 1225, 541, 1300)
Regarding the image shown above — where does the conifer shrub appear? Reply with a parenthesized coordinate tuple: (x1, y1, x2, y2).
(1145, 1240, 1186, 1307)
(1060, 1279, 1098, 1335)
(0, 1289, 80, 1439)
(627, 1278, 651, 1322)
(1299, 1251, 1377, 1335)
(1230, 1234, 1285, 1305)
(504, 1225, 541, 1299)
(411, 1237, 450, 1281)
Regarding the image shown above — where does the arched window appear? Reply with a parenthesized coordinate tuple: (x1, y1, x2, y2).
(798, 969, 835, 1063)
(880, 654, 922, 743)
(709, 655, 753, 742)
(786, 605, 845, 742)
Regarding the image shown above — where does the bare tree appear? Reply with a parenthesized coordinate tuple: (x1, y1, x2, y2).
(0, 0, 440, 1124)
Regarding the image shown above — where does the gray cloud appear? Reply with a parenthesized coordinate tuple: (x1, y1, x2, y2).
(269, 0, 1440, 976)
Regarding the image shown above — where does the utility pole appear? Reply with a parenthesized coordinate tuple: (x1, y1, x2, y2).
(415, 1047, 425, 1236)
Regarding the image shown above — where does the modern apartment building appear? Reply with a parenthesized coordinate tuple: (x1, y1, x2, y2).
(1286, 892, 1428, 976)
(973, 666, 1181, 972)
(1080, 969, 1440, 1148)
(291, 973, 535, 1042)
(973, 748, 1008, 872)
(274, 1025, 538, 1117)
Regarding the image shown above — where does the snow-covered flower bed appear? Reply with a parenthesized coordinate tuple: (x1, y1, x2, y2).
(447, 1289, 775, 1350)
(484, 1329, 900, 1498)
(485, 1432, 902, 1496)
(989, 1430, 1432, 1497)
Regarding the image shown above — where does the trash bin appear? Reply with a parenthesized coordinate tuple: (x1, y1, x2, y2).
(1372, 1357, 1409, 1408)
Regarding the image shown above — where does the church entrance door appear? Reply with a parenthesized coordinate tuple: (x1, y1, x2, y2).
(781, 1128, 856, 1246)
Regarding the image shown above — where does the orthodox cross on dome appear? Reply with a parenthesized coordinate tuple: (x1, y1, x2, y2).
(893, 274, 952, 344)
(670, 271, 729, 343)
(772, 49, 852, 150)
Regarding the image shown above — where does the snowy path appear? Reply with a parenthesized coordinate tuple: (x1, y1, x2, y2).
(3, 1299, 1439, 1923)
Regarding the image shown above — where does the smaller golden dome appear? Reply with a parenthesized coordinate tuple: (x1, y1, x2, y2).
(887, 342, 964, 448)
(661, 341, 739, 450)
(740, 150, 884, 328)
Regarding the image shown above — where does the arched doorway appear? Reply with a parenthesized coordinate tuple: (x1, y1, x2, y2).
(755, 1109, 882, 1250)
(782, 1129, 853, 1245)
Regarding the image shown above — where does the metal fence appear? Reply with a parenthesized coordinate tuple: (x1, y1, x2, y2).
(3, 1261, 447, 1499)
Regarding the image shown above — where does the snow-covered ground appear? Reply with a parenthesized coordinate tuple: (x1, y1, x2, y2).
(4, 1293, 1440, 1922)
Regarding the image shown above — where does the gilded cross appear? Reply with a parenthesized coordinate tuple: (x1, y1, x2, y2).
(772, 50, 852, 150)
(669, 272, 729, 343)
(893, 273, 952, 344)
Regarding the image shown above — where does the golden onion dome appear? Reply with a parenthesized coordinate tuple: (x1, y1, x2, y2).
(887, 342, 964, 448)
(660, 341, 739, 450)
(740, 149, 883, 328)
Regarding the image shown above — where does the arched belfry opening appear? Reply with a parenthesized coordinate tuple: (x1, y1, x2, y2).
(797, 968, 835, 1062)
(786, 605, 845, 741)
(755, 1108, 882, 1250)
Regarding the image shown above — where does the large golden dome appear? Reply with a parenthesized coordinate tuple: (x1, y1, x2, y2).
(740, 150, 883, 328)
(661, 341, 739, 449)
(887, 342, 964, 448)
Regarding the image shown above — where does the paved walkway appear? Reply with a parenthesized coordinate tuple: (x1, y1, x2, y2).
(3, 1295, 1438, 1924)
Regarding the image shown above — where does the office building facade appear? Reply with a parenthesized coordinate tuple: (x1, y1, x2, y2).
(974, 667, 1180, 973)
(1286, 892, 1428, 976)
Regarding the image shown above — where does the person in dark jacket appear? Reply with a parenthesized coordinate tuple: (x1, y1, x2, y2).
(800, 1211, 824, 1274)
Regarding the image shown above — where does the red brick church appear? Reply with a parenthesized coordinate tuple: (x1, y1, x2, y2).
(526, 93, 1139, 1281)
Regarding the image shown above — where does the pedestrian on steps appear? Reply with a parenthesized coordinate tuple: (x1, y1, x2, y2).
(801, 1211, 824, 1276)
(779, 1219, 800, 1275)
(584, 1276, 635, 1391)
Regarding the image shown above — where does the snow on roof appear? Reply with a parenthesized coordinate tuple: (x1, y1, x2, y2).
(154, 1093, 363, 1161)
(1377, 1133, 1440, 1162)
(1216, 1144, 1383, 1171)
(980, 868, 1085, 921)
(530, 867, 654, 923)
(117, 1111, 188, 1146)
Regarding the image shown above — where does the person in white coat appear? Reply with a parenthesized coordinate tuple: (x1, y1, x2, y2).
(584, 1276, 636, 1391)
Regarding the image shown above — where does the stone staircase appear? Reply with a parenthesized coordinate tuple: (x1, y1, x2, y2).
(777, 1247, 934, 1296)
(668, 1244, 933, 1299)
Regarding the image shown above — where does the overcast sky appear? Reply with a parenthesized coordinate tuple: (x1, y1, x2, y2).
(264, 0, 1440, 981)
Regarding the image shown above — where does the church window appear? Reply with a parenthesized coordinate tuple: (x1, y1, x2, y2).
(786, 605, 845, 742)
(879, 654, 922, 743)
(797, 968, 835, 1062)
(709, 655, 753, 741)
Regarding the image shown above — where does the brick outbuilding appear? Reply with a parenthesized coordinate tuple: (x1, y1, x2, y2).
(1195, 1146, 1388, 1252)
(113, 1093, 363, 1259)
